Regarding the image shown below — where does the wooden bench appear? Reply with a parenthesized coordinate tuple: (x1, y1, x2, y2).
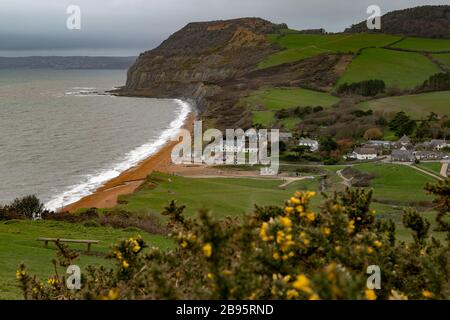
(37, 237, 100, 252)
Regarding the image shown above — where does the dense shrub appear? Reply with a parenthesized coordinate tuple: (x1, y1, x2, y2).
(9, 195, 44, 219)
(337, 80, 386, 97)
(44, 208, 166, 235)
(0, 195, 45, 220)
(341, 167, 376, 187)
(416, 73, 450, 93)
(17, 182, 450, 300)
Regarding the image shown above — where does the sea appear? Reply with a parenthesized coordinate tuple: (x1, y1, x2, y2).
(0, 69, 190, 210)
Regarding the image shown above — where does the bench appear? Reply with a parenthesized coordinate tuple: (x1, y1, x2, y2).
(37, 237, 100, 252)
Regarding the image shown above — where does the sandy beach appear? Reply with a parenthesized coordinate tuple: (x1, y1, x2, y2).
(63, 112, 196, 212)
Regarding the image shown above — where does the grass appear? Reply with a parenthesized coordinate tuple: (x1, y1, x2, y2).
(416, 162, 443, 175)
(359, 91, 450, 119)
(392, 37, 450, 52)
(116, 172, 321, 218)
(0, 219, 173, 299)
(353, 163, 436, 205)
(243, 87, 339, 127)
(432, 53, 450, 67)
(337, 48, 441, 89)
(258, 46, 330, 69)
(259, 33, 401, 69)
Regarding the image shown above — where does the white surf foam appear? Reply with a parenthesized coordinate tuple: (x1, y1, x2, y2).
(45, 99, 191, 211)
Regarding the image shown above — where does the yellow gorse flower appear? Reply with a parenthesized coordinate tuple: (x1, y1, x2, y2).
(292, 274, 312, 293)
(365, 289, 377, 300)
(306, 212, 315, 222)
(16, 270, 26, 280)
(202, 243, 212, 258)
(422, 290, 433, 298)
(122, 260, 130, 269)
(280, 216, 292, 228)
(347, 220, 355, 234)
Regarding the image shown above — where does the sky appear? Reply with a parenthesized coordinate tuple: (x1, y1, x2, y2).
(0, 0, 447, 56)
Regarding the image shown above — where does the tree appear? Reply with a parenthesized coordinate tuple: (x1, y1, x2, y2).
(424, 179, 450, 233)
(389, 112, 416, 137)
(9, 195, 44, 219)
(291, 145, 310, 159)
(363, 128, 383, 140)
(319, 136, 338, 153)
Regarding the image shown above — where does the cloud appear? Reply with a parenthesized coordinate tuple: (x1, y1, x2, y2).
(0, 0, 447, 53)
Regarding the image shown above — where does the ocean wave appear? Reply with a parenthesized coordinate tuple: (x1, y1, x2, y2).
(45, 99, 191, 211)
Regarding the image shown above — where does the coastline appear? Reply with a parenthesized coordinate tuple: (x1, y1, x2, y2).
(62, 111, 195, 212)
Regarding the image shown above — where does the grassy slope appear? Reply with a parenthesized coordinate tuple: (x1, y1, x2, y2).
(244, 88, 339, 127)
(337, 48, 441, 89)
(258, 33, 400, 69)
(432, 53, 450, 67)
(353, 163, 436, 205)
(359, 91, 450, 118)
(416, 162, 443, 175)
(0, 220, 172, 299)
(117, 172, 321, 218)
(392, 37, 450, 52)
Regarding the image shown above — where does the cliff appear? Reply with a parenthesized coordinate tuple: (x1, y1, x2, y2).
(121, 18, 345, 129)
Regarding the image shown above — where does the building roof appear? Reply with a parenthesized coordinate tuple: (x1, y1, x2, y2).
(354, 147, 377, 155)
(398, 135, 410, 143)
(299, 138, 318, 144)
(392, 149, 413, 157)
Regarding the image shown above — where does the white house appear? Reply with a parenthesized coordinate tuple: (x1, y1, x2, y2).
(298, 138, 319, 152)
(430, 139, 449, 151)
(350, 147, 378, 160)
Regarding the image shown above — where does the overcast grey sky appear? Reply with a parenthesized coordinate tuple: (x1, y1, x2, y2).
(0, 0, 447, 55)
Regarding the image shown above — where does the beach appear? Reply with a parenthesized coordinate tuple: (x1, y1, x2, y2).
(63, 112, 196, 212)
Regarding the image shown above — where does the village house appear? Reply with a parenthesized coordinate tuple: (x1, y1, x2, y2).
(394, 135, 412, 149)
(349, 147, 378, 160)
(365, 140, 393, 149)
(413, 150, 449, 161)
(429, 139, 449, 151)
(391, 147, 416, 162)
(298, 138, 319, 152)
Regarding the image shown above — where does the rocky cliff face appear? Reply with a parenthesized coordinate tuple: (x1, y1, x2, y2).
(122, 17, 346, 129)
(124, 18, 283, 112)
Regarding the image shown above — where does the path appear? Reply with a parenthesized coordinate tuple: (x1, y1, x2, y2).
(407, 164, 444, 181)
(440, 161, 449, 178)
(336, 169, 352, 187)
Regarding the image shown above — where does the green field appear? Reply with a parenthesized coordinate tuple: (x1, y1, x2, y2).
(359, 91, 450, 118)
(259, 33, 400, 69)
(0, 220, 172, 299)
(416, 162, 443, 175)
(353, 163, 436, 205)
(392, 37, 450, 52)
(117, 172, 321, 218)
(258, 46, 331, 69)
(338, 48, 441, 89)
(243, 87, 339, 127)
(433, 53, 450, 67)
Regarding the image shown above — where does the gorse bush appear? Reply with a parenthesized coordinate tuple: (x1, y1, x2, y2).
(17, 183, 450, 300)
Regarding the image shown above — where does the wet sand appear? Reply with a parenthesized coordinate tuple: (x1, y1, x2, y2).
(63, 113, 195, 212)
